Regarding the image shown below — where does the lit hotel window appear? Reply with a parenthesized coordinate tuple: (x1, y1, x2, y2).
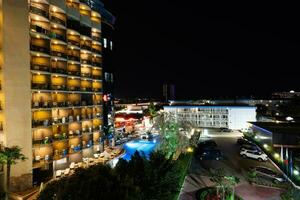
(110, 41, 113, 50)
(103, 38, 107, 48)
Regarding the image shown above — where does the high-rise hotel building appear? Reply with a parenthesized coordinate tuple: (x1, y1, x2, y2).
(0, 0, 115, 191)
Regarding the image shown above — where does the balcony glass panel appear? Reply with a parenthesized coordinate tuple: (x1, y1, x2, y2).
(51, 43, 67, 58)
(67, 63, 81, 76)
(93, 94, 102, 105)
(69, 137, 82, 154)
(30, 37, 50, 54)
(51, 76, 67, 90)
(50, 12, 66, 27)
(31, 56, 50, 72)
(92, 81, 102, 92)
(51, 59, 67, 74)
(50, 26, 66, 41)
(53, 140, 68, 160)
(32, 74, 50, 90)
(33, 146, 53, 164)
(32, 110, 52, 127)
(30, 4, 49, 18)
(82, 133, 93, 149)
(32, 92, 52, 108)
(67, 49, 80, 62)
(69, 122, 82, 137)
(81, 80, 92, 92)
(92, 68, 102, 79)
(52, 93, 68, 107)
(53, 108, 70, 125)
(67, 78, 81, 91)
(33, 128, 53, 145)
(67, 93, 81, 107)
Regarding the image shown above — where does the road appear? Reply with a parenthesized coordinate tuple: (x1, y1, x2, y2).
(179, 129, 285, 200)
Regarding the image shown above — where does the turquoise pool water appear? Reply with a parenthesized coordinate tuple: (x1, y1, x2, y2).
(121, 138, 159, 161)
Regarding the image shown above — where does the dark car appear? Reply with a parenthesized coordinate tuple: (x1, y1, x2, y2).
(240, 143, 261, 152)
(237, 138, 253, 146)
(198, 140, 217, 149)
(220, 128, 231, 132)
(198, 149, 222, 160)
(250, 166, 285, 183)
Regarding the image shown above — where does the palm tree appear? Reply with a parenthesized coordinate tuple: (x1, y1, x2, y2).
(209, 168, 226, 199)
(0, 146, 27, 194)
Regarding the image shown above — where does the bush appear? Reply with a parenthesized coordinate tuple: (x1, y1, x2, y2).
(38, 151, 191, 200)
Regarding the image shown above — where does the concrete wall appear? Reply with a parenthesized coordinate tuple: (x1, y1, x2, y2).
(1, 0, 32, 192)
(228, 108, 257, 130)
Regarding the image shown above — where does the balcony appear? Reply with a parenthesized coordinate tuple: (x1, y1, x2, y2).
(30, 6, 49, 18)
(67, 78, 81, 91)
(69, 137, 82, 154)
(53, 140, 68, 160)
(50, 32, 66, 41)
(51, 51, 67, 59)
(67, 48, 80, 62)
(30, 25, 49, 36)
(50, 16, 66, 27)
(32, 119, 52, 128)
(31, 55, 50, 72)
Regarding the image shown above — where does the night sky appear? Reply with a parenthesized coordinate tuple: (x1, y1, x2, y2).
(102, 1, 300, 100)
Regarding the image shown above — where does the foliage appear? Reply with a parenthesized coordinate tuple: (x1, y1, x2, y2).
(39, 151, 191, 200)
(280, 186, 300, 200)
(0, 146, 27, 193)
(156, 112, 194, 159)
(0, 146, 27, 165)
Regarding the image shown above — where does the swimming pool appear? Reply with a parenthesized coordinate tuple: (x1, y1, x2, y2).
(121, 138, 159, 160)
(109, 137, 159, 167)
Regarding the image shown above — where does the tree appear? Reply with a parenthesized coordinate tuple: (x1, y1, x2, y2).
(209, 168, 226, 199)
(0, 146, 27, 195)
(224, 175, 240, 200)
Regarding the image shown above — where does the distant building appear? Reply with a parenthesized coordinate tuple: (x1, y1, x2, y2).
(163, 84, 175, 102)
(272, 91, 300, 99)
(164, 105, 256, 130)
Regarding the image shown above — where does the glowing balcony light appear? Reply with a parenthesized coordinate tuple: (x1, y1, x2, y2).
(274, 153, 280, 159)
(294, 170, 299, 176)
(52, 7, 57, 12)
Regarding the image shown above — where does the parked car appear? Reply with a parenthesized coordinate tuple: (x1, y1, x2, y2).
(198, 149, 222, 160)
(220, 128, 231, 132)
(198, 140, 217, 149)
(237, 138, 253, 146)
(250, 166, 285, 183)
(240, 143, 261, 152)
(240, 149, 268, 161)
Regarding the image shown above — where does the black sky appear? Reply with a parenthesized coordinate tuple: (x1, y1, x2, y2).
(101, 1, 300, 100)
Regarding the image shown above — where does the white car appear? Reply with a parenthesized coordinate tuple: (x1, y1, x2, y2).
(240, 149, 268, 161)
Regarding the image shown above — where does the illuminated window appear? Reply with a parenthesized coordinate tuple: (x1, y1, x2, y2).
(110, 41, 113, 50)
(103, 38, 107, 48)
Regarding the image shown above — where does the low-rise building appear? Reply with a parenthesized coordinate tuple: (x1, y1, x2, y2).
(164, 105, 256, 130)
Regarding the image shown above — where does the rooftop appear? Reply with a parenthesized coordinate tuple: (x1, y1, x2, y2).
(250, 122, 300, 135)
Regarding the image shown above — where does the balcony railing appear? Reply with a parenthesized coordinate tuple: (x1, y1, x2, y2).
(92, 36, 101, 42)
(30, 6, 49, 18)
(53, 117, 69, 125)
(67, 40, 80, 47)
(81, 73, 92, 78)
(31, 63, 50, 72)
(81, 44, 91, 51)
(67, 71, 81, 76)
(81, 87, 92, 92)
(92, 88, 102, 92)
(81, 60, 92, 65)
(32, 83, 51, 90)
(50, 32, 66, 41)
(92, 49, 101, 54)
(32, 119, 52, 127)
(51, 51, 67, 59)
(67, 55, 80, 62)
(94, 101, 102, 105)
(81, 101, 93, 106)
(32, 101, 52, 108)
(68, 86, 81, 91)
(92, 75, 102, 79)
(30, 45, 50, 54)
(50, 15, 66, 27)
(30, 25, 49, 36)
(52, 101, 68, 108)
(51, 68, 67, 74)
(51, 84, 67, 91)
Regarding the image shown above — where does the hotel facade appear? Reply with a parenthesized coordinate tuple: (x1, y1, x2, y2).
(164, 106, 257, 130)
(0, 0, 115, 191)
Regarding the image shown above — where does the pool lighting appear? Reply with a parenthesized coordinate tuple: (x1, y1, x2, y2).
(274, 153, 280, 159)
(187, 147, 193, 153)
(294, 170, 299, 176)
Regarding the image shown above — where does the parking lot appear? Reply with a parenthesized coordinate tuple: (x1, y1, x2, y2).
(179, 129, 285, 200)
